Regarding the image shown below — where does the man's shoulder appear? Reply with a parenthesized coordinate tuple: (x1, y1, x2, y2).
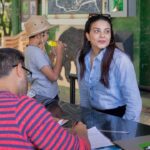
(19, 95, 45, 110)
(17, 95, 45, 114)
(0, 91, 18, 100)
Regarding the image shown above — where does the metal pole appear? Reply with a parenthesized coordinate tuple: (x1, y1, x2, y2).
(69, 74, 78, 104)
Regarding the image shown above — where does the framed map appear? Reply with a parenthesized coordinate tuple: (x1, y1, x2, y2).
(42, 0, 103, 25)
(42, 0, 128, 25)
(48, 0, 101, 14)
(42, 0, 102, 19)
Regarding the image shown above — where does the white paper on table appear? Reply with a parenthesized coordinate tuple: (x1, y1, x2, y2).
(88, 126, 114, 149)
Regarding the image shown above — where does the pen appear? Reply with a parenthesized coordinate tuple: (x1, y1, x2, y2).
(99, 129, 129, 134)
(72, 121, 79, 130)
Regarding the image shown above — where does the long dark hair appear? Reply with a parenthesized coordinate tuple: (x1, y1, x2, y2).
(78, 14, 117, 88)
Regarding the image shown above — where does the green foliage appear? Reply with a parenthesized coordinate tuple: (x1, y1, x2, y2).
(22, 1, 29, 14)
(0, 0, 12, 36)
(113, 0, 123, 11)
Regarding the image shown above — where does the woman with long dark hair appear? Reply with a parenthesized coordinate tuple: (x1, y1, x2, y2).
(77, 14, 142, 121)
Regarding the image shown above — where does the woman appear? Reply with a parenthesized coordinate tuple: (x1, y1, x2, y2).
(77, 14, 142, 121)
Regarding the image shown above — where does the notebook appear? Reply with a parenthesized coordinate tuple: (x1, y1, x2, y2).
(114, 135, 150, 150)
(88, 126, 113, 149)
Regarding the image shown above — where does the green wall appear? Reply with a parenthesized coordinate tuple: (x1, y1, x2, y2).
(140, 0, 150, 86)
(112, 0, 140, 82)
(112, 0, 150, 86)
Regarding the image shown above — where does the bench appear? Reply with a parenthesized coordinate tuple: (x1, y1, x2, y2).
(1, 31, 29, 52)
(69, 73, 78, 104)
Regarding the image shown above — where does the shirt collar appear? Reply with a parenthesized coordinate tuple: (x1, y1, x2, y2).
(96, 48, 106, 61)
(85, 48, 107, 62)
(88, 48, 106, 61)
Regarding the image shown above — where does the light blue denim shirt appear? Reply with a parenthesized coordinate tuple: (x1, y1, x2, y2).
(77, 48, 142, 121)
(24, 46, 59, 100)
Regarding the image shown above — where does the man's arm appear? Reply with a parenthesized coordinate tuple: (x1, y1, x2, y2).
(18, 96, 90, 150)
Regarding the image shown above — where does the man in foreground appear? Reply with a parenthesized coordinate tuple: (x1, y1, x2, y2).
(0, 48, 90, 150)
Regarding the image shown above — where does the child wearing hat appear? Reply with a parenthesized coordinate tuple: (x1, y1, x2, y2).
(24, 15, 65, 108)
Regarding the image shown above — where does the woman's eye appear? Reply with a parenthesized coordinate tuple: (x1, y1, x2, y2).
(93, 29, 100, 33)
(104, 30, 110, 34)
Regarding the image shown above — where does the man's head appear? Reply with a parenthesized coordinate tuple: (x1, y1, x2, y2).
(0, 48, 30, 96)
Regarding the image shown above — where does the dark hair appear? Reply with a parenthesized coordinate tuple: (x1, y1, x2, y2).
(0, 48, 24, 78)
(29, 35, 36, 39)
(78, 14, 117, 88)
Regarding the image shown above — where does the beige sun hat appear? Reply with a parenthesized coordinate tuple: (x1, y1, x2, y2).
(24, 15, 53, 37)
